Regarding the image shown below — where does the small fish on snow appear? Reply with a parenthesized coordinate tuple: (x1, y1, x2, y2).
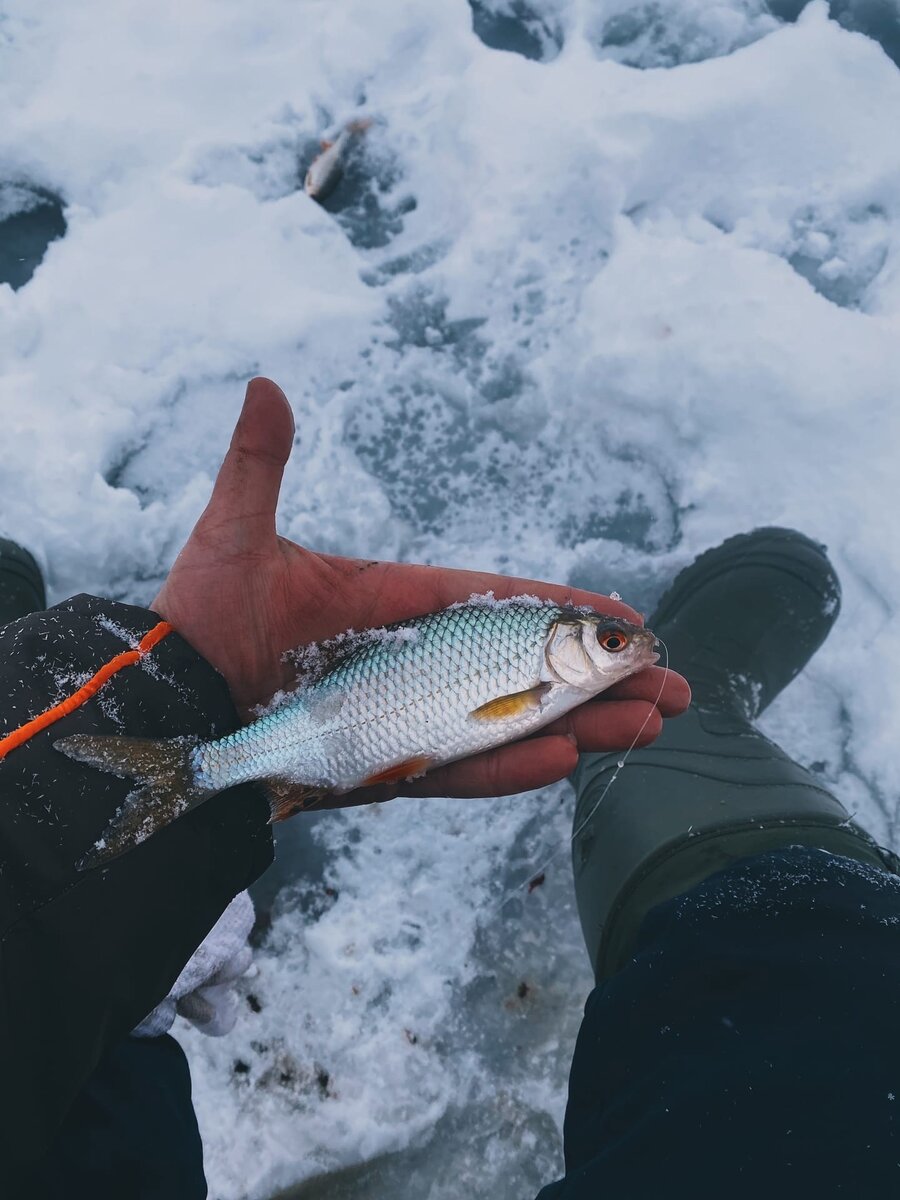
(304, 118, 373, 202)
(56, 600, 658, 868)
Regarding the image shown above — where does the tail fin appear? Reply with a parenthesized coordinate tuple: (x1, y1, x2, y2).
(55, 734, 211, 870)
(347, 117, 373, 135)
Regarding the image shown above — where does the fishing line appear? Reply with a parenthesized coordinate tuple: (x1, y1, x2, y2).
(497, 637, 671, 913)
(569, 637, 671, 847)
(297, 630, 672, 916)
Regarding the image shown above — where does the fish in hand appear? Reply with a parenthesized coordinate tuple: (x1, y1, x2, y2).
(56, 599, 658, 869)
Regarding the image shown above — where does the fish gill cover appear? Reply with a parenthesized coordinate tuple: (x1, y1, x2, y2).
(2, 0, 900, 1196)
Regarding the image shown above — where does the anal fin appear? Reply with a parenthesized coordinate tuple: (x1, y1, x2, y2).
(266, 778, 329, 822)
(361, 755, 432, 787)
(470, 683, 550, 722)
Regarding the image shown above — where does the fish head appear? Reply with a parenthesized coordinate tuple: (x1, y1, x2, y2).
(544, 612, 658, 691)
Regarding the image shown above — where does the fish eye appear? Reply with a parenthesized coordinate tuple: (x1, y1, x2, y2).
(599, 630, 629, 652)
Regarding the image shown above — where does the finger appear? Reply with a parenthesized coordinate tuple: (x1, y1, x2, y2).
(398, 735, 580, 798)
(314, 735, 581, 810)
(311, 702, 663, 812)
(201, 377, 295, 547)
(318, 554, 644, 627)
(540, 699, 663, 750)
(601, 666, 692, 715)
(340, 694, 678, 805)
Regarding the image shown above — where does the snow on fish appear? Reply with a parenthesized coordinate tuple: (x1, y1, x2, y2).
(304, 117, 373, 201)
(56, 600, 658, 869)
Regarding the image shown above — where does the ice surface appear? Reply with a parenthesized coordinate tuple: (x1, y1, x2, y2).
(3, 0, 900, 1195)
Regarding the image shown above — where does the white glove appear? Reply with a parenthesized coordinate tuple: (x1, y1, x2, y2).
(132, 890, 256, 1039)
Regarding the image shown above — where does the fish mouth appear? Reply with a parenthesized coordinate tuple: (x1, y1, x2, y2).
(636, 628, 660, 667)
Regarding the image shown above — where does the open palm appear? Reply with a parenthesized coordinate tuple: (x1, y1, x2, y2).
(152, 379, 689, 808)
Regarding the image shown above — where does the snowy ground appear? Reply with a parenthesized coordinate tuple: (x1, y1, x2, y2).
(3, 1, 900, 1195)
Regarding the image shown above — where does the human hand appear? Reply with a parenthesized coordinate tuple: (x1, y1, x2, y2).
(152, 378, 690, 807)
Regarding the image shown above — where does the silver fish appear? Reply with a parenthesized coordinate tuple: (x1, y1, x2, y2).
(57, 600, 657, 868)
(304, 118, 372, 201)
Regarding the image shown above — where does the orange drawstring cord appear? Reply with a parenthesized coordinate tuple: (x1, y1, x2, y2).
(0, 620, 173, 762)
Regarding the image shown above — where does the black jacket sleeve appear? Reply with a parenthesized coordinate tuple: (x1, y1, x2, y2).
(0, 595, 273, 1174)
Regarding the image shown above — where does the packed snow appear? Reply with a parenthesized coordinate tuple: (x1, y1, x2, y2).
(2, 0, 900, 1195)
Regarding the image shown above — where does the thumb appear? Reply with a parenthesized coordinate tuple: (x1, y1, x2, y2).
(202, 377, 295, 545)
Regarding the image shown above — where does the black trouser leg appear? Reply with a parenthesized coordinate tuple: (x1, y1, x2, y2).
(538, 846, 900, 1198)
(542, 527, 900, 1195)
(3, 545, 206, 1197)
(30, 1035, 207, 1199)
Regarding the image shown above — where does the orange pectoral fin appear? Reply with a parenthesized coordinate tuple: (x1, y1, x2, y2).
(362, 755, 432, 787)
(320, 139, 334, 151)
(470, 683, 550, 721)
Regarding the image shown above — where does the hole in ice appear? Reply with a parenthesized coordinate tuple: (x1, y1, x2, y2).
(767, 0, 900, 69)
(383, 288, 488, 358)
(191, 121, 415, 251)
(468, 0, 564, 61)
(351, 280, 683, 546)
(785, 205, 889, 309)
(301, 130, 416, 251)
(571, 478, 683, 554)
(588, 0, 779, 68)
(558, 496, 657, 552)
(346, 376, 681, 552)
(0, 182, 66, 291)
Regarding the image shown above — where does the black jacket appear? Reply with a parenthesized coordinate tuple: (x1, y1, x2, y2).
(0, 595, 273, 1179)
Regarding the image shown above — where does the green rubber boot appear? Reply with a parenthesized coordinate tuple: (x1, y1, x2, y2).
(572, 527, 898, 982)
(0, 538, 46, 626)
